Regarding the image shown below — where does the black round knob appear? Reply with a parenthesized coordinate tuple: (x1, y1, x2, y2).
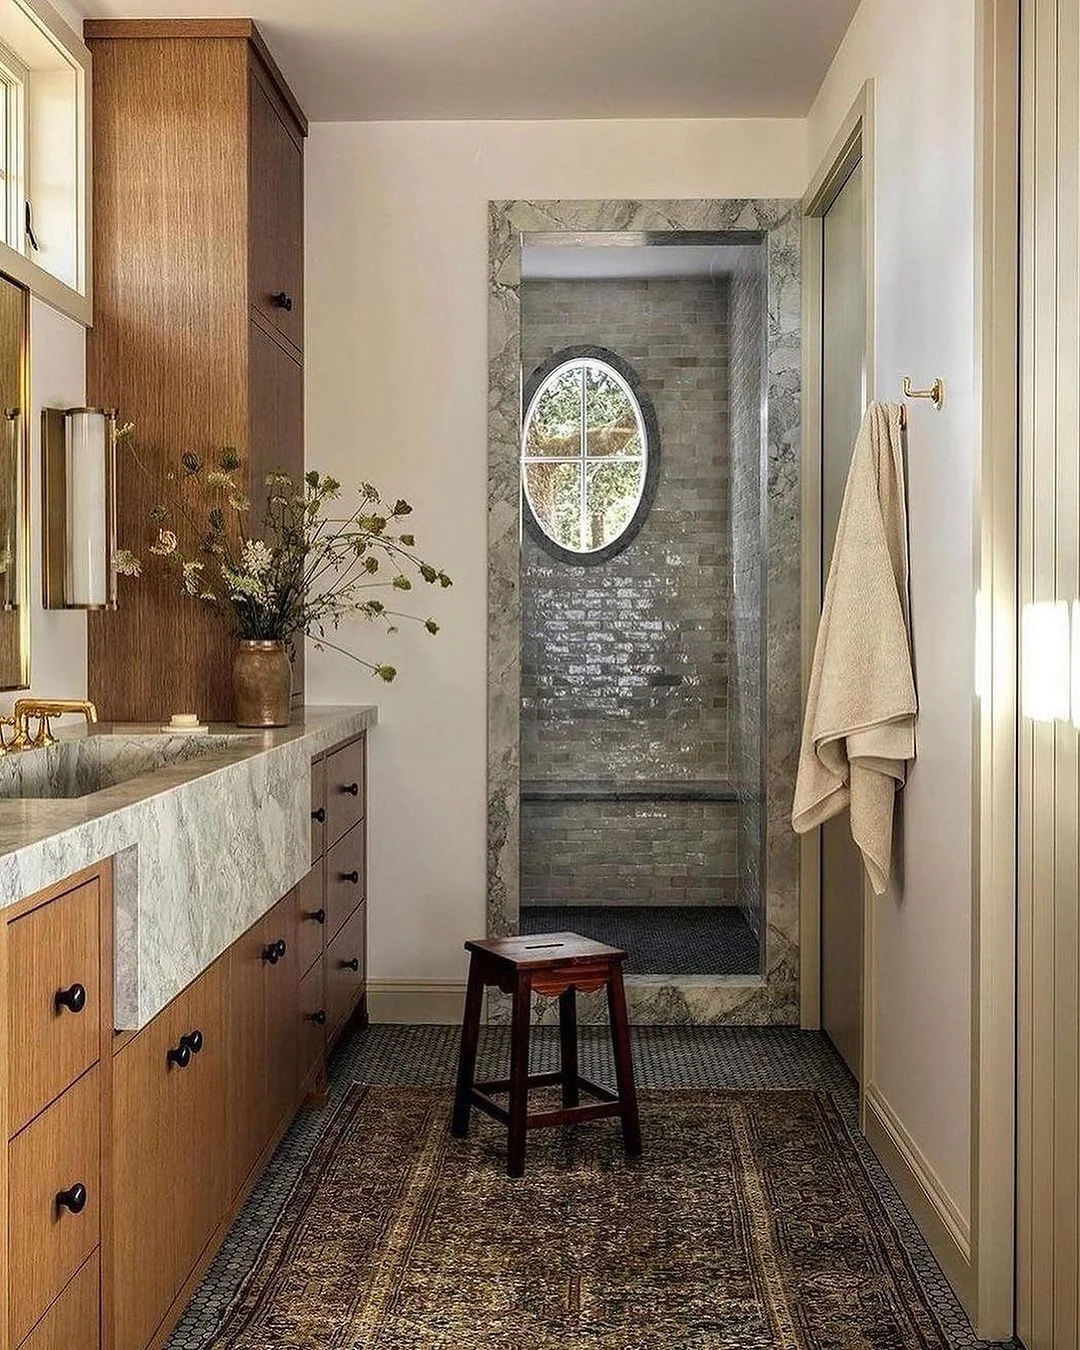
(341, 870, 360, 885)
(55, 983, 87, 1014)
(307, 1009, 326, 1025)
(311, 806, 326, 823)
(308, 908, 326, 925)
(341, 957, 359, 972)
(182, 1029, 203, 1055)
(167, 1041, 192, 1069)
(271, 291, 294, 311)
(262, 942, 281, 965)
(342, 781, 359, 797)
(56, 1182, 87, 1215)
(275, 939, 287, 959)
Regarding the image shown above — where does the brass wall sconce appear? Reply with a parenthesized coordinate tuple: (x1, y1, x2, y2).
(42, 406, 118, 609)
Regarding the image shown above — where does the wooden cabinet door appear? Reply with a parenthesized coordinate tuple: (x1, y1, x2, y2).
(249, 70, 303, 352)
(112, 962, 226, 1350)
(296, 860, 326, 976)
(262, 891, 300, 1138)
(326, 902, 366, 1039)
(226, 919, 269, 1200)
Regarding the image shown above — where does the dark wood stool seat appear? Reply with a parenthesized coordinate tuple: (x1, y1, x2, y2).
(451, 931, 643, 1176)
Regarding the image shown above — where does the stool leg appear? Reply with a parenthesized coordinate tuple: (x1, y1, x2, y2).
(606, 964, 642, 1158)
(507, 974, 532, 1177)
(451, 962, 485, 1137)
(559, 987, 580, 1107)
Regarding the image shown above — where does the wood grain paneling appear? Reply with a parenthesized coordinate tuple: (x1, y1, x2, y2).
(86, 36, 250, 723)
(224, 920, 267, 1203)
(297, 959, 326, 1093)
(8, 880, 100, 1136)
(263, 892, 300, 1139)
(310, 755, 326, 860)
(9, 1067, 101, 1347)
(86, 26, 307, 722)
(18, 1250, 100, 1350)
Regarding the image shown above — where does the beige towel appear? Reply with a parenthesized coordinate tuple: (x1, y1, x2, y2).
(792, 401, 917, 895)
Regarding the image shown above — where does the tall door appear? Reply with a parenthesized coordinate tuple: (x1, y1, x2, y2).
(819, 158, 867, 1079)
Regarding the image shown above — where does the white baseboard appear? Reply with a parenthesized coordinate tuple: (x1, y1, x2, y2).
(367, 980, 467, 1025)
(863, 1084, 974, 1315)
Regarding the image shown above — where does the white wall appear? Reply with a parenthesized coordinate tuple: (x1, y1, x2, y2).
(304, 118, 807, 996)
(14, 297, 87, 708)
(807, 0, 978, 1225)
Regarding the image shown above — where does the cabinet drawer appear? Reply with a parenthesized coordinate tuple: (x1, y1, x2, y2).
(310, 755, 326, 860)
(325, 736, 364, 847)
(326, 902, 366, 1038)
(8, 880, 101, 1136)
(297, 860, 326, 974)
(325, 823, 365, 939)
(298, 959, 326, 1091)
(10, 1067, 101, 1347)
(18, 1250, 99, 1350)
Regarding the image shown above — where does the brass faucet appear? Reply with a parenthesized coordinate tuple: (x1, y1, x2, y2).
(8, 698, 98, 751)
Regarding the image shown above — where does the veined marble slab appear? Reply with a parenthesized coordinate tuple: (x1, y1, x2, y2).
(0, 705, 376, 1030)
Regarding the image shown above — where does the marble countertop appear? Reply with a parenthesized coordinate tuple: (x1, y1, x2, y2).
(0, 704, 377, 1030)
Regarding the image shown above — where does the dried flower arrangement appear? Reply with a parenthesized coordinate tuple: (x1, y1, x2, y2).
(115, 435, 451, 682)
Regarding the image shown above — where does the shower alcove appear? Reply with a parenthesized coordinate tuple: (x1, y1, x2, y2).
(488, 200, 802, 1026)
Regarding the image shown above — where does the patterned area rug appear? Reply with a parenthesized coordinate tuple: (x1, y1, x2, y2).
(204, 1086, 947, 1349)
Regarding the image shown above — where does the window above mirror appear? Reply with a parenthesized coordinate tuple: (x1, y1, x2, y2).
(0, 0, 90, 325)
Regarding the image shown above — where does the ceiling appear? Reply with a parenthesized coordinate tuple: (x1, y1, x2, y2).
(72, 0, 860, 123)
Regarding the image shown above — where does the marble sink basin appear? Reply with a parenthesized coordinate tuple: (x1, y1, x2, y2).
(0, 731, 253, 801)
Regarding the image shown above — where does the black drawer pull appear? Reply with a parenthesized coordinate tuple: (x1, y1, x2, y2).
(167, 1040, 191, 1069)
(341, 781, 359, 797)
(340, 957, 359, 972)
(262, 939, 287, 964)
(340, 870, 360, 885)
(307, 907, 326, 925)
(272, 291, 294, 311)
(182, 1029, 204, 1055)
(55, 982, 87, 1014)
(307, 1009, 327, 1025)
(311, 806, 326, 823)
(56, 1182, 87, 1215)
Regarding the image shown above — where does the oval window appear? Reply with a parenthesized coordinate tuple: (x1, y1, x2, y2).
(521, 348, 657, 563)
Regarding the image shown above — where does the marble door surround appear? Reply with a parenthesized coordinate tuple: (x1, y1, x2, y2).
(487, 199, 803, 1025)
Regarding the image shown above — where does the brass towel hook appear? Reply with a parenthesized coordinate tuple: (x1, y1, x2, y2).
(902, 375, 945, 410)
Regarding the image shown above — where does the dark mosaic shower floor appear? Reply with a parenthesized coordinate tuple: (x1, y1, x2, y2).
(166, 1024, 1018, 1350)
(521, 902, 760, 975)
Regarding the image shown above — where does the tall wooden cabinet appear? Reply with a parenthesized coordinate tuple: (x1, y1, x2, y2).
(84, 20, 307, 723)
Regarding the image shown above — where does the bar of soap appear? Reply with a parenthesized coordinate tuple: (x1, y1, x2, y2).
(161, 712, 209, 735)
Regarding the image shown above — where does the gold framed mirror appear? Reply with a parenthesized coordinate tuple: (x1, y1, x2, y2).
(0, 272, 30, 689)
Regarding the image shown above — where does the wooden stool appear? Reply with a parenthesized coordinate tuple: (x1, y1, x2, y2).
(451, 931, 643, 1177)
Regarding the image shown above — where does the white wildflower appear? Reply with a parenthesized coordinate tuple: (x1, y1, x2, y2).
(113, 549, 142, 577)
(241, 539, 273, 578)
(206, 471, 234, 490)
(149, 528, 178, 557)
(182, 560, 204, 595)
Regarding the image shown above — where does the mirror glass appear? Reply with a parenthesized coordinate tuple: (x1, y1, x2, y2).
(0, 272, 29, 689)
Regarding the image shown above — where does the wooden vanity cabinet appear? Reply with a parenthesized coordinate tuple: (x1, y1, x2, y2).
(1, 729, 367, 1350)
(84, 19, 308, 722)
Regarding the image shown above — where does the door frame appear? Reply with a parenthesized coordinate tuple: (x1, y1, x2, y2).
(798, 18, 1020, 1332)
(798, 81, 876, 1064)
